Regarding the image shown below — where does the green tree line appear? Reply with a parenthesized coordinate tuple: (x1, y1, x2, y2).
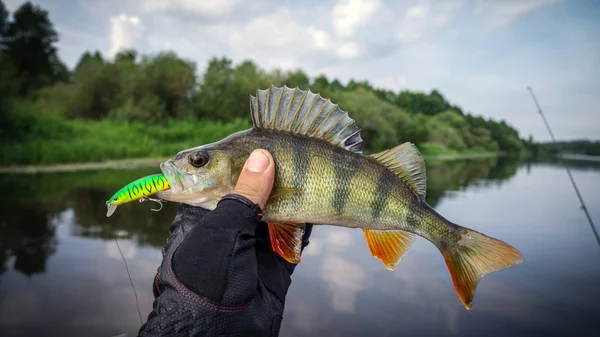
(1, 1, 524, 165)
(522, 138, 600, 158)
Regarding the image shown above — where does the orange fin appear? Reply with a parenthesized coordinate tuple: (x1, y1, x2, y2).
(364, 229, 415, 270)
(441, 228, 524, 310)
(268, 222, 305, 264)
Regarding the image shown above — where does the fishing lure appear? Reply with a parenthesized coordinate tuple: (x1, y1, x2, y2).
(106, 173, 170, 217)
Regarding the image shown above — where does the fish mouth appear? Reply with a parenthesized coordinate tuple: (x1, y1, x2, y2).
(160, 160, 184, 193)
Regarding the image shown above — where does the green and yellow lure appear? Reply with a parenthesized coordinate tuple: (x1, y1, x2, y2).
(106, 173, 170, 217)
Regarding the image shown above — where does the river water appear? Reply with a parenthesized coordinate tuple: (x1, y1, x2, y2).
(1, 157, 599, 337)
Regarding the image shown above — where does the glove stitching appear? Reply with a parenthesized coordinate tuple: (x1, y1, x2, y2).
(154, 272, 162, 296)
(167, 254, 254, 313)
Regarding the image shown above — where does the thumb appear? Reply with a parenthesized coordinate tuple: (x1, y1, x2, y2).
(232, 149, 275, 209)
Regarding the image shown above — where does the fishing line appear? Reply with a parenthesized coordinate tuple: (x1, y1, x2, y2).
(527, 86, 600, 248)
(114, 235, 144, 325)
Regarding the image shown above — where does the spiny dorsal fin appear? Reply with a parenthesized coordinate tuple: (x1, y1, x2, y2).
(371, 142, 427, 199)
(249, 85, 363, 154)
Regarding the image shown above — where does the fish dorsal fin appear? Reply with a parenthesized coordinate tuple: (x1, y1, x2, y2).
(249, 85, 363, 153)
(371, 142, 427, 199)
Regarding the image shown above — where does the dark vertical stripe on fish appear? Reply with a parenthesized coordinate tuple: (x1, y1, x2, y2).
(372, 171, 392, 221)
(292, 140, 310, 191)
(332, 146, 357, 215)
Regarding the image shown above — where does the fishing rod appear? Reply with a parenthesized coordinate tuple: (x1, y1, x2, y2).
(526, 86, 600, 247)
(114, 235, 143, 325)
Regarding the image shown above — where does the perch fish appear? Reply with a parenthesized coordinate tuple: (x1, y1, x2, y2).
(124, 86, 524, 310)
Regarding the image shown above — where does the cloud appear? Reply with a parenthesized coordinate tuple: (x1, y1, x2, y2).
(29, 0, 600, 140)
(105, 239, 137, 260)
(172, 7, 367, 71)
(135, 0, 262, 23)
(337, 41, 361, 59)
(140, 0, 241, 17)
(333, 0, 381, 38)
(396, 0, 464, 43)
(322, 255, 369, 312)
(475, 0, 562, 27)
(3, 0, 23, 12)
(108, 14, 144, 58)
(374, 75, 409, 91)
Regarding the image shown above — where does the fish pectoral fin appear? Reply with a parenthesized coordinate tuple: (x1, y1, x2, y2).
(268, 222, 305, 264)
(267, 187, 299, 203)
(364, 229, 415, 270)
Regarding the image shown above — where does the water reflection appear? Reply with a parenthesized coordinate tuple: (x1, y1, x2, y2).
(0, 196, 58, 279)
(1, 156, 599, 336)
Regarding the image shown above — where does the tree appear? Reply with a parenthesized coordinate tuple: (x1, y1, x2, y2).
(283, 69, 310, 89)
(312, 74, 330, 92)
(195, 56, 235, 120)
(0, 1, 18, 117)
(141, 51, 196, 118)
(394, 90, 450, 116)
(0, 1, 8, 36)
(3, 1, 68, 95)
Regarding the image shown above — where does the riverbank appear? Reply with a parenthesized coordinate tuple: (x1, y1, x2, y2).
(0, 152, 501, 174)
(0, 157, 169, 174)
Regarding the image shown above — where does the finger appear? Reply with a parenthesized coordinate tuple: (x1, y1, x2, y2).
(232, 149, 275, 209)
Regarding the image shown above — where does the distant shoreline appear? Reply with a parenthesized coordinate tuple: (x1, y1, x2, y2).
(560, 154, 600, 162)
(0, 157, 169, 174)
(0, 153, 501, 174)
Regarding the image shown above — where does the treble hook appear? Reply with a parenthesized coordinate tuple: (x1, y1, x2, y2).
(139, 197, 166, 212)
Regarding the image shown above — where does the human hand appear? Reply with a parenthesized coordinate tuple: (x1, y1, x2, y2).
(139, 149, 313, 337)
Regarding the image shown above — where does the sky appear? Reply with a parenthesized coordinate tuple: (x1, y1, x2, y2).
(4, 0, 599, 141)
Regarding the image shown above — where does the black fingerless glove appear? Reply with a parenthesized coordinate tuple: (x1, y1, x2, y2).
(138, 194, 312, 337)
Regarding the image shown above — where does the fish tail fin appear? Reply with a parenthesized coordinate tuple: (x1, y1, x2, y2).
(440, 228, 524, 310)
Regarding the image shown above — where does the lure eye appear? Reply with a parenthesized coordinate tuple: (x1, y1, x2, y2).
(113, 197, 118, 202)
(189, 151, 210, 168)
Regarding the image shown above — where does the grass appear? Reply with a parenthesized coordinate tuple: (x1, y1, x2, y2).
(0, 107, 496, 166)
(0, 115, 251, 165)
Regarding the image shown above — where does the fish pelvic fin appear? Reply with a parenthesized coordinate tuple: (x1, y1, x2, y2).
(268, 222, 305, 264)
(441, 228, 524, 310)
(249, 85, 363, 154)
(364, 229, 415, 270)
(267, 187, 299, 203)
(370, 142, 426, 199)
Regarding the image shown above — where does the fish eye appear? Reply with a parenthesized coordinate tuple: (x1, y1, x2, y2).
(113, 197, 118, 202)
(189, 150, 210, 168)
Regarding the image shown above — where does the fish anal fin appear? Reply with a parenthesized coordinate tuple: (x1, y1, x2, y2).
(371, 142, 426, 199)
(268, 222, 305, 264)
(250, 85, 363, 154)
(363, 229, 415, 270)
